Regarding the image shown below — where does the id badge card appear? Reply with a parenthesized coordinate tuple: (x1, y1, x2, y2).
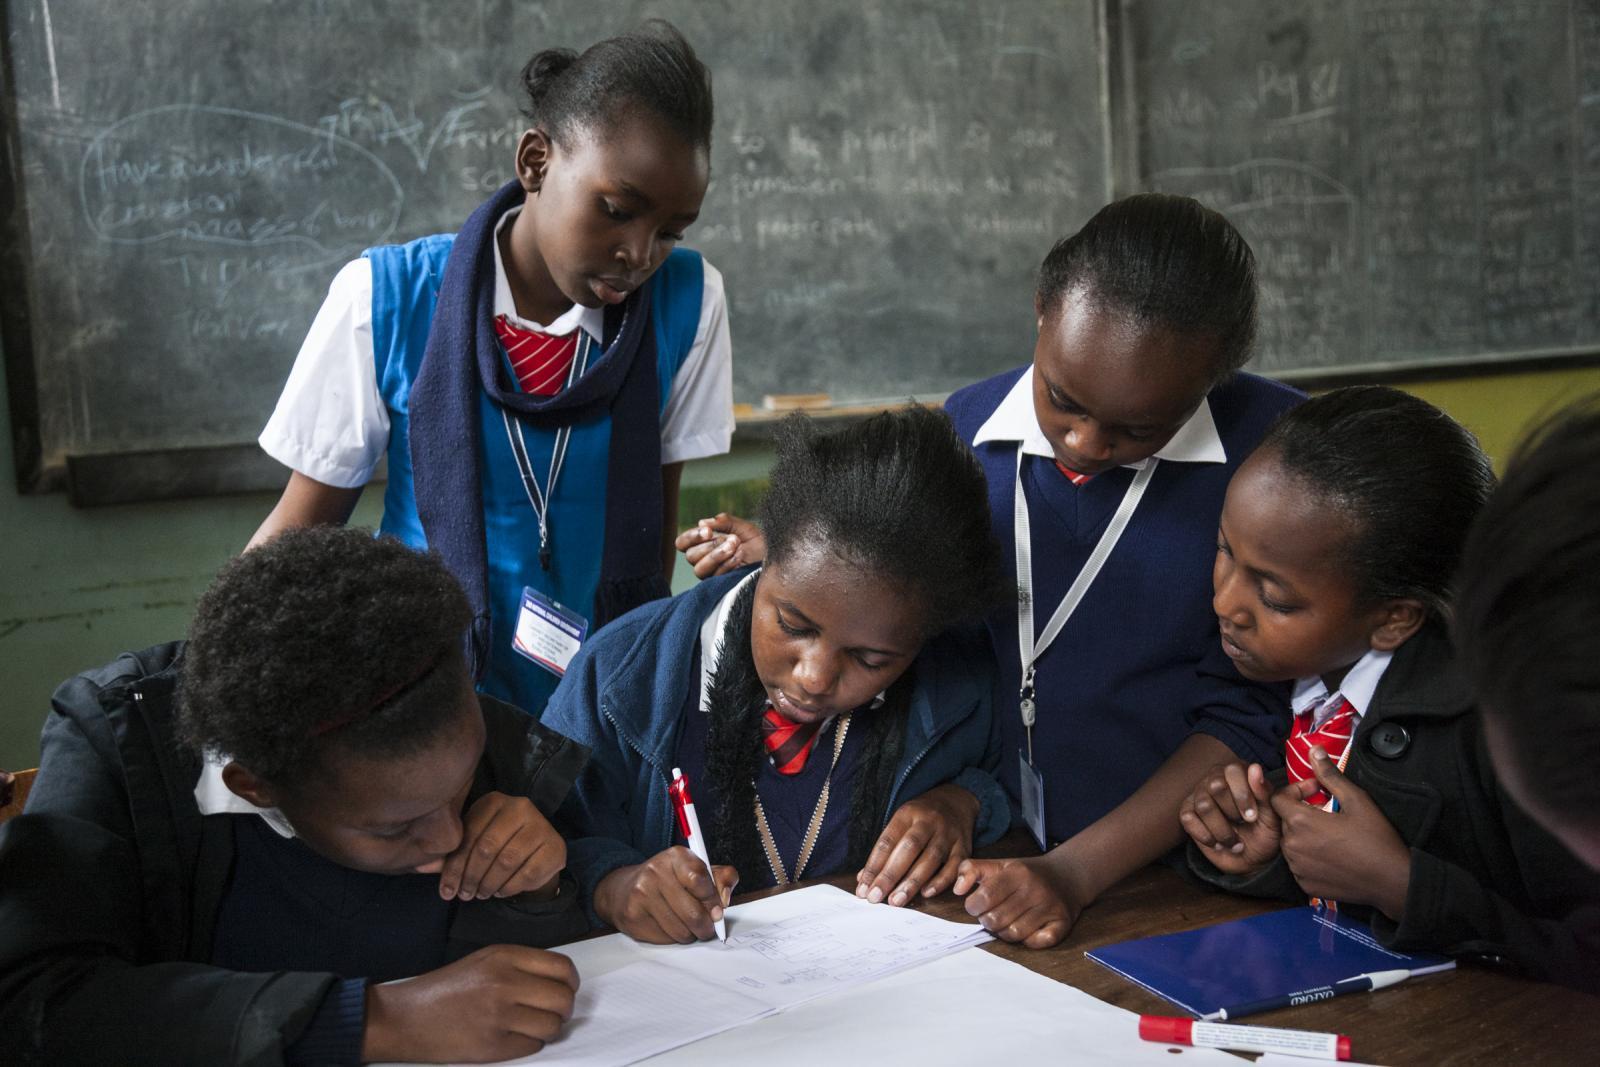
(512, 588, 589, 678)
(1018, 750, 1048, 850)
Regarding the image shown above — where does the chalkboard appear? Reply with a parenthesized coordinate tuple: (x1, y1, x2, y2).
(0, 0, 1110, 499)
(1120, 0, 1600, 379)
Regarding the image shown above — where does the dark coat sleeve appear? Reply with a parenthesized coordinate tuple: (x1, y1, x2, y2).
(1375, 759, 1600, 994)
(0, 693, 335, 1067)
(447, 697, 592, 953)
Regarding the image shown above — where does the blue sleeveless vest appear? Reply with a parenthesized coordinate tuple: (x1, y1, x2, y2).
(367, 238, 706, 716)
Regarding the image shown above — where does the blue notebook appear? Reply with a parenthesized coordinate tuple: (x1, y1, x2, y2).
(1086, 906, 1452, 1017)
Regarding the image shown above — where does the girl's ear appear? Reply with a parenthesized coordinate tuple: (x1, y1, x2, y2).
(1368, 598, 1426, 652)
(221, 761, 280, 810)
(515, 128, 553, 194)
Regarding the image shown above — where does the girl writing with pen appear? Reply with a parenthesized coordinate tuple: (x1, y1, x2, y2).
(1181, 387, 1600, 992)
(544, 407, 1011, 943)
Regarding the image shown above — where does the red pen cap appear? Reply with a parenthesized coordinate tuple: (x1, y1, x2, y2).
(1139, 1017, 1193, 1045)
(668, 768, 692, 838)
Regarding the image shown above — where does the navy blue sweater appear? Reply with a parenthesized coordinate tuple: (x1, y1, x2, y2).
(945, 367, 1301, 845)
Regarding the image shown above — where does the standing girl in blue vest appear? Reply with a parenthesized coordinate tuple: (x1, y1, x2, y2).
(254, 21, 733, 718)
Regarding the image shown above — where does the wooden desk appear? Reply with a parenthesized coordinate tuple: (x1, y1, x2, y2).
(783, 861, 1596, 1067)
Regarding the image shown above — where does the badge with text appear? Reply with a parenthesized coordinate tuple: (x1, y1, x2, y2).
(512, 587, 589, 677)
(1018, 751, 1048, 851)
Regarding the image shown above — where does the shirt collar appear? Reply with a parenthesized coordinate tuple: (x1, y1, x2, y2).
(698, 569, 763, 714)
(970, 366, 1227, 467)
(1291, 647, 1394, 723)
(193, 754, 298, 839)
(492, 207, 603, 341)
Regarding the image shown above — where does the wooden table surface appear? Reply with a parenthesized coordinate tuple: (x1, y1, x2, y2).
(721, 837, 1599, 1066)
(903, 867, 1594, 1066)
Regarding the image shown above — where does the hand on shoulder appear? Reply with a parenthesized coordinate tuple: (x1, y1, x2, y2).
(674, 513, 766, 579)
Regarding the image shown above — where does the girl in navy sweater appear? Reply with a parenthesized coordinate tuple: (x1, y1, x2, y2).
(684, 196, 1301, 945)
(1182, 388, 1600, 991)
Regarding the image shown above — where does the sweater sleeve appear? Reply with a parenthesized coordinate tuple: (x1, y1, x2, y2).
(1186, 641, 1292, 769)
(284, 979, 367, 1067)
(540, 642, 656, 926)
(0, 706, 339, 1067)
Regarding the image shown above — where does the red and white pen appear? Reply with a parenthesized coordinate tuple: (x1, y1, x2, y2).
(668, 767, 726, 941)
(1140, 1016, 1352, 1061)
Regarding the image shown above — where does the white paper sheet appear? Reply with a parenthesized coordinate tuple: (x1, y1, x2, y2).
(511, 960, 770, 1066)
(640, 943, 1248, 1066)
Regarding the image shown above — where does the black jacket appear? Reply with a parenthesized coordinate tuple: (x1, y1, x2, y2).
(1190, 624, 1600, 992)
(0, 642, 590, 1066)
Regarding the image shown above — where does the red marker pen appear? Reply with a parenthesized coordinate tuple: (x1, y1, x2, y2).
(1140, 1016, 1351, 1061)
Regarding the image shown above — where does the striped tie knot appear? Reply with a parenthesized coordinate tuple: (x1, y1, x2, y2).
(1285, 695, 1356, 807)
(494, 315, 579, 396)
(762, 707, 823, 775)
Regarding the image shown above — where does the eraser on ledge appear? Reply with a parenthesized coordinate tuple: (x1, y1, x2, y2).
(761, 392, 832, 411)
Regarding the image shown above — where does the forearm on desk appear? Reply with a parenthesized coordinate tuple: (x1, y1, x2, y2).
(1042, 733, 1234, 904)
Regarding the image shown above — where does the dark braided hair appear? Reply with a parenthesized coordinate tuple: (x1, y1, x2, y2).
(1256, 386, 1494, 621)
(1036, 193, 1258, 381)
(1456, 394, 1600, 814)
(702, 580, 912, 879)
(520, 20, 713, 150)
(702, 407, 1005, 879)
(177, 527, 474, 786)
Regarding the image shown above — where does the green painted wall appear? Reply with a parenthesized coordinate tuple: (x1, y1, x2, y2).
(4, 363, 1598, 772)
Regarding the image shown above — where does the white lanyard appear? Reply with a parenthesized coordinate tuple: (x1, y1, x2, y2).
(1014, 448, 1157, 761)
(753, 712, 853, 886)
(500, 332, 592, 571)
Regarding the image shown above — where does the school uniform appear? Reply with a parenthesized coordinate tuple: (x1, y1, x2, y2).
(540, 568, 1011, 922)
(1189, 625, 1600, 992)
(0, 643, 589, 1066)
(945, 367, 1302, 847)
(262, 184, 734, 718)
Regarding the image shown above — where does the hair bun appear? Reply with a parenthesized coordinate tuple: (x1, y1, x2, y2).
(520, 47, 578, 119)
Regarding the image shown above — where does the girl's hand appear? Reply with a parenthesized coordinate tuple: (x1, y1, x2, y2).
(855, 783, 980, 906)
(438, 791, 566, 901)
(952, 855, 1083, 949)
(361, 944, 578, 1064)
(593, 848, 739, 944)
(1269, 747, 1413, 920)
(1179, 761, 1283, 875)
(674, 513, 767, 579)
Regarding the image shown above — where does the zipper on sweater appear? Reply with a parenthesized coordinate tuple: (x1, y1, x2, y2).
(600, 700, 675, 842)
(884, 694, 982, 822)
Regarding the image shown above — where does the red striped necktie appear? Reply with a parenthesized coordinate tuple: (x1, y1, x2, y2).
(1286, 695, 1357, 807)
(762, 707, 823, 775)
(494, 315, 579, 396)
(1055, 459, 1092, 486)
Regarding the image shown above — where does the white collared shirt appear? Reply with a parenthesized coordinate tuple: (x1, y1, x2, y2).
(970, 365, 1227, 468)
(1291, 648, 1394, 728)
(260, 207, 734, 487)
(193, 755, 298, 839)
